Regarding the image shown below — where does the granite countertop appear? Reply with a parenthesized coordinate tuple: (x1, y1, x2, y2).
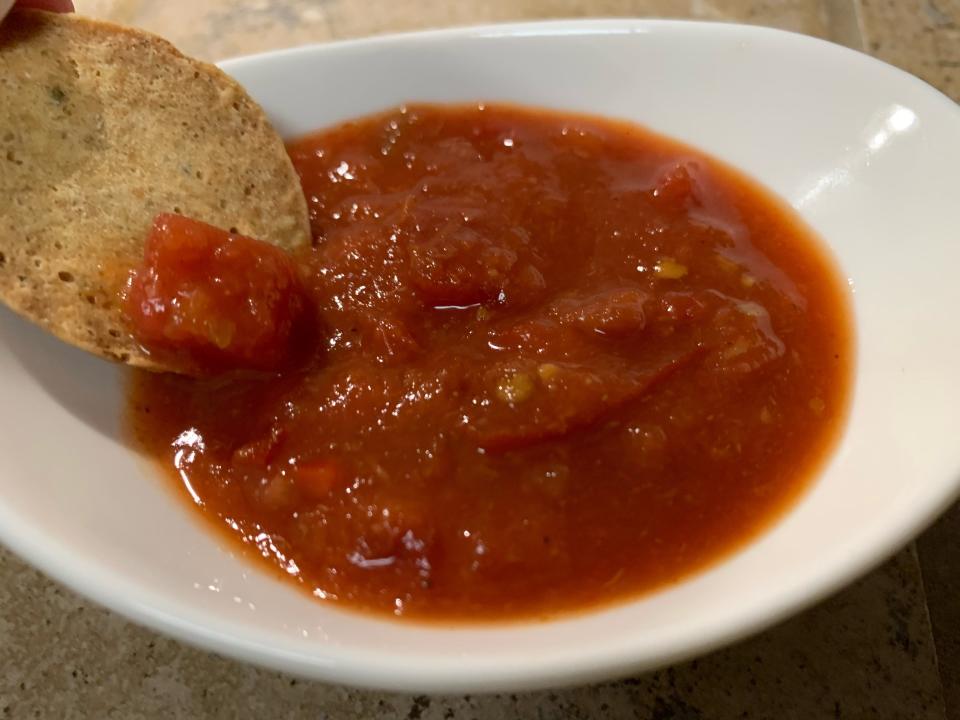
(2, 1, 959, 718)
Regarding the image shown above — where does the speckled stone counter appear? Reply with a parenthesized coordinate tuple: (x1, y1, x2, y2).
(2, 1, 958, 717)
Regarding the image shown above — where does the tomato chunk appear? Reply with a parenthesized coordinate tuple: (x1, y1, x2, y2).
(123, 214, 310, 372)
(292, 459, 343, 500)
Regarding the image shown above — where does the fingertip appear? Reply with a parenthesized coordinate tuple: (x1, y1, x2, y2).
(14, 0, 75, 12)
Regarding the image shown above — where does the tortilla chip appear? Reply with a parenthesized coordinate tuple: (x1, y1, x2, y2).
(0, 10, 311, 368)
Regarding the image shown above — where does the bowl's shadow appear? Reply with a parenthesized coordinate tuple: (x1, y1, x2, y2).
(0, 305, 134, 446)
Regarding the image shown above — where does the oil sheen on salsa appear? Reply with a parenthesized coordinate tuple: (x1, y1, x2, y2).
(126, 104, 852, 621)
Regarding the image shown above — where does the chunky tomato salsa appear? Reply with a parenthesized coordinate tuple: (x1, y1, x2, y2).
(125, 104, 852, 620)
(123, 213, 311, 373)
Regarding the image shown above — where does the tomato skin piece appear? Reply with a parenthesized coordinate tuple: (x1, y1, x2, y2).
(123, 213, 312, 373)
(292, 460, 343, 500)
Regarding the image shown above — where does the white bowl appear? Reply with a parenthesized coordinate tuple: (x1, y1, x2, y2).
(1, 19, 959, 693)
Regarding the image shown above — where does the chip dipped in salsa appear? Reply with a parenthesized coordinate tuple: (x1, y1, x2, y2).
(124, 104, 852, 620)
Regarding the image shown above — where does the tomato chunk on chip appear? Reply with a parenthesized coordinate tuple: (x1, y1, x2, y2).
(123, 213, 310, 372)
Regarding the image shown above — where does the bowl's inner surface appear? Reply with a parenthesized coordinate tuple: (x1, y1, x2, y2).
(0, 21, 958, 691)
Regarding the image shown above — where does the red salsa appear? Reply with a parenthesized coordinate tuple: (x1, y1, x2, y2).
(123, 213, 310, 373)
(126, 104, 852, 620)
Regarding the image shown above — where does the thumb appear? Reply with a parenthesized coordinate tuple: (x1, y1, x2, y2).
(2, 0, 75, 20)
